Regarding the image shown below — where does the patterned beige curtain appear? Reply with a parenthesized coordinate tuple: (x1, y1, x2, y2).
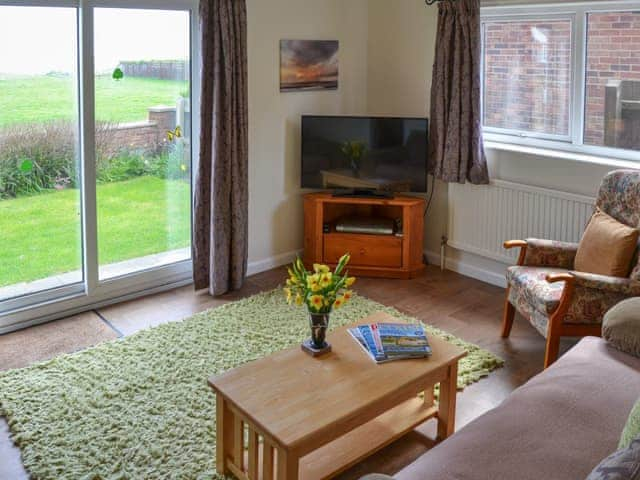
(193, 0, 248, 295)
(429, 0, 489, 185)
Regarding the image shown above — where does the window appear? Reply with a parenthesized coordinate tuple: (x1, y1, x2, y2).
(481, 1, 640, 160)
(585, 11, 640, 151)
(0, 1, 199, 332)
(483, 19, 572, 138)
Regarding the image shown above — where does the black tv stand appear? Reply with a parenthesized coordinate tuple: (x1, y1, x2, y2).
(331, 189, 394, 199)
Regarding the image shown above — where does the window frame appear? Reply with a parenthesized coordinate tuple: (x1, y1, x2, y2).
(481, 0, 640, 163)
(0, 0, 200, 332)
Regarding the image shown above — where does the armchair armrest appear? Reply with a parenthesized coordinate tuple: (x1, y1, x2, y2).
(504, 240, 527, 249)
(504, 240, 528, 265)
(504, 239, 579, 268)
(569, 271, 640, 296)
(545, 272, 577, 314)
(544, 271, 640, 326)
(546, 272, 576, 285)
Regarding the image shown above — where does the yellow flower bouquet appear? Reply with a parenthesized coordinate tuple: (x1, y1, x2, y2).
(284, 254, 355, 314)
(284, 254, 356, 352)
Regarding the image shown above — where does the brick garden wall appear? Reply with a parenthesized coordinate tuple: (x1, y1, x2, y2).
(101, 107, 177, 157)
(483, 12, 640, 146)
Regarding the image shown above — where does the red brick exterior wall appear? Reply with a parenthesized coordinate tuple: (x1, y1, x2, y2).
(483, 20, 571, 136)
(585, 12, 640, 146)
(483, 12, 640, 146)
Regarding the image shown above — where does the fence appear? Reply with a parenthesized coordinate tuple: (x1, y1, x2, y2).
(120, 60, 189, 81)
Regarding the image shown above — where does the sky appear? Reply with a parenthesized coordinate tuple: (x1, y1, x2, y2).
(0, 6, 189, 76)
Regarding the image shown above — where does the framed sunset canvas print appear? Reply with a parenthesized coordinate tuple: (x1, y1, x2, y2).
(280, 39, 339, 92)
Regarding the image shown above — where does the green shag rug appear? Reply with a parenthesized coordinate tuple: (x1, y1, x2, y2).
(0, 290, 503, 480)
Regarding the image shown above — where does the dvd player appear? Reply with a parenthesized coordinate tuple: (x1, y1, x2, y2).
(335, 216, 395, 235)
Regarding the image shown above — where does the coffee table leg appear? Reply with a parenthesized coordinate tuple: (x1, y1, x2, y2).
(276, 447, 299, 480)
(216, 393, 234, 475)
(437, 361, 458, 441)
(424, 385, 435, 406)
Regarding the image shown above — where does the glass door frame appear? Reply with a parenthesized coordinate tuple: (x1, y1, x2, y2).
(0, 0, 200, 333)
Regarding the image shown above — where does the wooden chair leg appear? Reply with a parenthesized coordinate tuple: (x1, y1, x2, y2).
(544, 312, 564, 369)
(542, 274, 576, 369)
(543, 330, 561, 369)
(501, 286, 516, 338)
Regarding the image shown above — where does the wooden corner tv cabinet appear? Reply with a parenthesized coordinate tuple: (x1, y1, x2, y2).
(303, 193, 426, 279)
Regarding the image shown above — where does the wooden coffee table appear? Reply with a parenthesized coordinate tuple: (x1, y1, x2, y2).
(208, 312, 466, 480)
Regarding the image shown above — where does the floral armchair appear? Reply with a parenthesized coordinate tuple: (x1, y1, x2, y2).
(502, 170, 640, 368)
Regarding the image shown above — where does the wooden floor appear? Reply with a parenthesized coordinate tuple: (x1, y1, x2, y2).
(0, 265, 579, 480)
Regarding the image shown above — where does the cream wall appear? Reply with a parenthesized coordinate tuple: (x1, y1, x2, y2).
(247, 0, 625, 282)
(365, 0, 627, 286)
(246, 0, 369, 271)
(366, 0, 445, 256)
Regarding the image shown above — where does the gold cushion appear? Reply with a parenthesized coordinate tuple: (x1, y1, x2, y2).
(575, 209, 639, 277)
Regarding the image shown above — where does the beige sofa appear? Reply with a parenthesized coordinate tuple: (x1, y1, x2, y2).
(372, 336, 640, 480)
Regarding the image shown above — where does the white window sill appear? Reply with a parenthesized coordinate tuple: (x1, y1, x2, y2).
(483, 140, 640, 171)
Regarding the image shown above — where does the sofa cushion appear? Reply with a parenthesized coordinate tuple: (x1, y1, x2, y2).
(575, 209, 639, 278)
(603, 298, 640, 358)
(586, 435, 640, 480)
(506, 266, 566, 315)
(395, 337, 640, 480)
(621, 399, 640, 450)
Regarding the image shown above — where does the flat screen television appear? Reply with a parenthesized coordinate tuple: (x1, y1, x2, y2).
(301, 115, 428, 194)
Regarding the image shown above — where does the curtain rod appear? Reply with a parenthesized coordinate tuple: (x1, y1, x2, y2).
(425, 0, 454, 4)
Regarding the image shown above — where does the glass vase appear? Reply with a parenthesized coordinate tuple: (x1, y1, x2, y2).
(309, 312, 330, 349)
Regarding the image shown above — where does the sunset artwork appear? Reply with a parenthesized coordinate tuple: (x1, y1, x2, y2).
(280, 40, 339, 92)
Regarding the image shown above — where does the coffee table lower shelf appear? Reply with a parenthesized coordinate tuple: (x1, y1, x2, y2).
(222, 396, 439, 480)
(299, 396, 438, 480)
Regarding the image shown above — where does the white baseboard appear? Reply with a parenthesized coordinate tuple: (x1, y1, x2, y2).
(247, 249, 303, 277)
(246, 248, 508, 289)
(424, 250, 507, 288)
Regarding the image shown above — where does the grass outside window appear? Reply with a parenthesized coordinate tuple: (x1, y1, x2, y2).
(0, 176, 190, 287)
(0, 75, 188, 126)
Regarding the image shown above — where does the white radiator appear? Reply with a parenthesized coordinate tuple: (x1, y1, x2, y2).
(447, 180, 595, 264)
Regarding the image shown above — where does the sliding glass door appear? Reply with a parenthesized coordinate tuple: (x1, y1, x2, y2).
(93, 8, 192, 280)
(0, 0, 199, 333)
(0, 6, 83, 302)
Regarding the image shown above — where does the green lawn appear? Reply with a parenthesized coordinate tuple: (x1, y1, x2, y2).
(0, 176, 190, 287)
(0, 75, 188, 127)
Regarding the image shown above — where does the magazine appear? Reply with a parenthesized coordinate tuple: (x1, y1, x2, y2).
(349, 323, 431, 363)
(376, 323, 432, 358)
(348, 325, 387, 363)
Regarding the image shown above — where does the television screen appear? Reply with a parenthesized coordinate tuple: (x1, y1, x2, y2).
(301, 115, 428, 193)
